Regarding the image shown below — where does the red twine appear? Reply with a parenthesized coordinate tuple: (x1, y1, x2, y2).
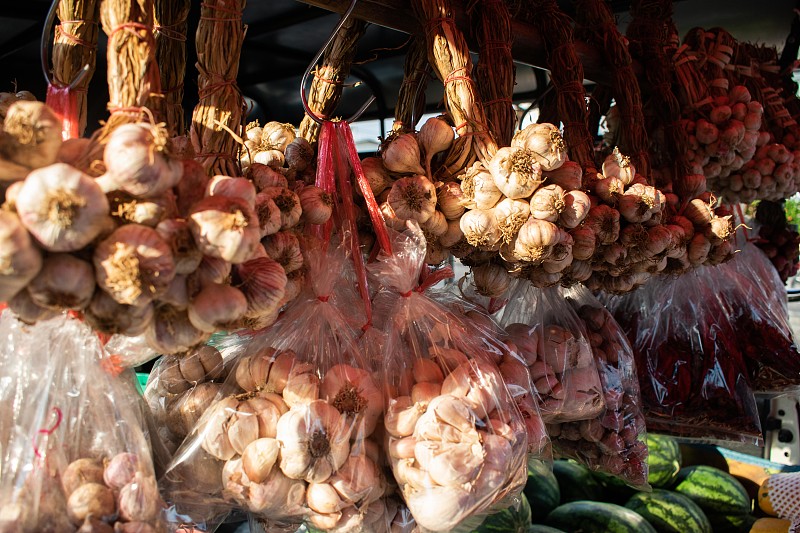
(402, 266, 455, 296)
(32, 407, 63, 459)
(56, 24, 94, 48)
(154, 23, 187, 42)
(109, 22, 154, 42)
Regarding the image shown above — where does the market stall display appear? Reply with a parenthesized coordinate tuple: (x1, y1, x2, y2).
(0, 0, 799, 531)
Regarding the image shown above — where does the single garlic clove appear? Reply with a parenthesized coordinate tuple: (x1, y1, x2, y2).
(307, 482, 347, 514)
(389, 436, 417, 459)
(384, 397, 425, 438)
(241, 437, 280, 483)
(283, 370, 320, 407)
(411, 382, 441, 405)
(405, 484, 472, 532)
(412, 358, 445, 384)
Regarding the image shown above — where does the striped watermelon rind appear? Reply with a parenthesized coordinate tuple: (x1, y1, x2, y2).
(527, 526, 568, 533)
(646, 434, 682, 488)
(671, 466, 752, 516)
(625, 489, 712, 533)
(545, 500, 658, 533)
(552, 460, 602, 503)
(474, 494, 532, 533)
(526, 459, 560, 521)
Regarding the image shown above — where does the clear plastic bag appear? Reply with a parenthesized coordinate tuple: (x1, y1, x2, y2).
(433, 285, 551, 460)
(144, 344, 229, 454)
(0, 311, 166, 532)
(721, 241, 800, 393)
(500, 280, 606, 425)
(607, 269, 763, 444)
(369, 224, 528, 533)
(163, 237, 391, 532)
(558, 285, 649, 489)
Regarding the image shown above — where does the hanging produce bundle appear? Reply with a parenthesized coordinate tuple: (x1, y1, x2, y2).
(0, 312, 165, 532)
(369, 225, 528, 532)
(607, 267, 763, 443)
(501, 281, 605, 426)
(0, 101, 330, 357)
(163, 238, 393, 532)
(560, 285, 648, 489)
(241, 120, 316, 185)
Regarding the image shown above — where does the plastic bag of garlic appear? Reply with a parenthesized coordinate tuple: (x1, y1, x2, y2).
(500, 280, 606, 425)
(561, 285, 649, 489)
(161, 237, 394, 533)
(367, 223, 528, 533)
(0, 311, 166, 533)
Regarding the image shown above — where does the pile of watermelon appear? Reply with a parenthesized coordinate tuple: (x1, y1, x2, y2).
(474, 434, 778, 533)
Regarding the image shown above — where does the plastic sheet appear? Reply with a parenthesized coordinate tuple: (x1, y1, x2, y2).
(369, 223, 528, 533)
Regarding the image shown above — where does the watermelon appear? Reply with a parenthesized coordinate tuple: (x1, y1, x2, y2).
(474, 494, 532, 532)
(546, 500, 657, 533)
(552, 460, 601, 504)
(647, 433, 682, 488)
(527, 526, 567, 533)
(671, 466, 752, 516)
(525, 459, 560, 521)
(704, 511, 757, 533)
(593, 471, 639, 505)
(625, 489, 712, 533)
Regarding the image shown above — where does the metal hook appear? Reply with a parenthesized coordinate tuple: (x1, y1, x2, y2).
(42, 0, 92, 90)
(300, 0, 376, 125)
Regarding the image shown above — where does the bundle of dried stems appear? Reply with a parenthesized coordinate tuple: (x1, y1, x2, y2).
(684, 27, 735, 99)
(100, 0, 164, 131)
(412, 0, 497, 178)
(299, 17, 367, 143)
(471, 0, 515, 147)
(524, 0, 595, 173)
(575, 0, 651, 177)
(392, 38, 430, 135)
(154, 0, 190, 135)
(53, 0, 100, 136)
(627, 0, 689, 176)
(190, 0, 246, 176)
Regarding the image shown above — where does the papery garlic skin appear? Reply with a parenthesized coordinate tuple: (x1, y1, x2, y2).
(388, 176, 438, 223)
(494, 197, 531, 244)
(383, 133, 425, 175)
(0, 210, 42, 301)
(188, 196, 261, 264)
(146, 304, 209, 354)
(460, 209, 502, 248)
(156, 219, 203, 275)
(103, 123, 183, 198)
(260, 187, 302, 230)
(83, 289, 153, 336)
(298, 185, 333, 225)
(276, 400, 351, 483)
(94, 224, 176, 306)
(234, 257, 287, 319)
(489, 146, 544, 199)
(262, 231, 304, 274)
(320, 364, 384, 438)
(511, 122, 568, 172)
(206, 176, 257, 206)
(461, 162, 502, 210)
(472, 263, 512, 298)
(260, 121, 296, 152)
(2, 101, 62, 169)
(16, 163, 110, 252)
(188, 283, 248, 332)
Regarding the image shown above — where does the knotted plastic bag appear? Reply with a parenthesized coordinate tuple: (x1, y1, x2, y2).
(607, 269, 763, 444)
(500, 280, 606, 425)
(558, 284, 649, 489)
(0, 311, 165, 532)
(370, 224, 528, 533)
(163, 237, 391, 532)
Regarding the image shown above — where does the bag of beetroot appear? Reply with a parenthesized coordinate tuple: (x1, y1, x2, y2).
(0, 311, 166, 532)
(368, 223, 528, 533)
(500, 280, 606, 425)
(560, 284, 649, 489)
(163, 236, 392, 532)
(607, 269, 763, 444)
